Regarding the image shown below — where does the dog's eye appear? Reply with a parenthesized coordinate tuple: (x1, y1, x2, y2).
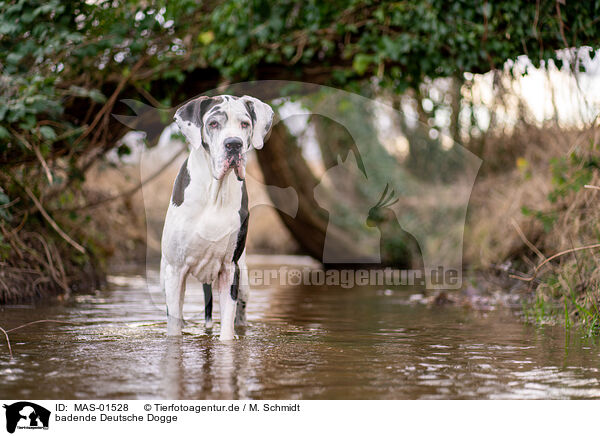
(208, 121, 219, 128)
(241, 121, 250, 129)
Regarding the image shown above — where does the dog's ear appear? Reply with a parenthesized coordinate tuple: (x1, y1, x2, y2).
(174, 96, 216, 150)
(240, 96, 274, 150)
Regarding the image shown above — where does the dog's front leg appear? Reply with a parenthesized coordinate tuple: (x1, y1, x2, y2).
(164, 263, 189, 336)
(216, 264, 238, 341)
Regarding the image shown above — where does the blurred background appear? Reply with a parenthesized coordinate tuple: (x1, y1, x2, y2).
(1, 0, 599, 330)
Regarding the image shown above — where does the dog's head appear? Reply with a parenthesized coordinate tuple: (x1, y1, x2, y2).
(174, 95, 274, 181)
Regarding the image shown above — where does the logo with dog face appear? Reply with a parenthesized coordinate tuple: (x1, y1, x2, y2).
(2, 402, 50, 434)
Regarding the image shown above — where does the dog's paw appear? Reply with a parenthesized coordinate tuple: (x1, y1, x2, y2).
(234, 318, 247, 327)
(166, 316, 184, 336)
(218, 329, 237, 341)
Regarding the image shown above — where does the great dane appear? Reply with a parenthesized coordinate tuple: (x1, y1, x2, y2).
(161, 95, 274, 341)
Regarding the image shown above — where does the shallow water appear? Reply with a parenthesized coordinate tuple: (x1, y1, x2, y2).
(1, 263, 600, 399)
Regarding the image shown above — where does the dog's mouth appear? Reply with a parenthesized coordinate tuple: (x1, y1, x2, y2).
(224, 153, 246, 181)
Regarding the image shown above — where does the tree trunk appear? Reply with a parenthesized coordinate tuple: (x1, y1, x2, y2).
(257, 120, 370, 264)
(256, 122, 329, 260)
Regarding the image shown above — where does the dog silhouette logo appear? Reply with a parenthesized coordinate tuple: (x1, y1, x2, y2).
(3, 402, 50, 434)
(115, 81, 482, 289)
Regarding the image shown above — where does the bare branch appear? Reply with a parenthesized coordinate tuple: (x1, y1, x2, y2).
(24, 187, 86, 254)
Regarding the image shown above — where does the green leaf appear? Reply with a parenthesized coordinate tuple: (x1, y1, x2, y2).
(39, 126, 56, 140)
(198, 31, 215, 45)
(67, 86, 107, 103)
(0, 190, 11, 221)
(352, 54, 373, 76)
(6, 52, 23, 64)
(0, 126, 9, 139)
(88, 89, 107, 103)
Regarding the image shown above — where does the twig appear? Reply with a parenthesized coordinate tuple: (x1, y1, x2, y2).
(33, 145, 53, 184)
(0, 320, 77, 359)
(10, 129, 53, 184)
(0, 326, 12, 359)
(290, 34, 307, 65)
(5, 320, 74, 333)
(510, 243, 600, 291)
(24, 186, 86, 254)
(491, 263, 539, 282)
(510, 218, 546, 261)
(133, 82, 164, 108)
(73, 56, 146, 148)
(555, 0, 569, 49)
(29, 232, 70, 295)
(0, 198, 19, 210)
(59, 146, 186, 212)
(584, 184, 600, 191)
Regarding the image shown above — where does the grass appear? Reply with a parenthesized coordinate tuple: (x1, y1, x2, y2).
(464, 123, 600, 336)
(524, 259, 600, 337)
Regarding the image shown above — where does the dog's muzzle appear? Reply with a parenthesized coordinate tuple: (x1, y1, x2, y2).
(223, 137, 246, 180)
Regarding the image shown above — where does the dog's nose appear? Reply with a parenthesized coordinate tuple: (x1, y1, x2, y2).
(224, 137, 243, 152)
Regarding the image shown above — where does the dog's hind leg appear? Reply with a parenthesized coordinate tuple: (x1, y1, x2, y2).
(235, 285, 247, 327)
(235, 252, 249, 326)
(164, 263, 189, 336)
(202, 283, 213, 328)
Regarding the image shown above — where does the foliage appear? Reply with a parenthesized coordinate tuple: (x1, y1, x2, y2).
(1, 0, 599, 300)
(525, 262, 600, 338)
(521, 140, 600, 335)
(522, 142, 599, 231)
(2, 0, 599, 168)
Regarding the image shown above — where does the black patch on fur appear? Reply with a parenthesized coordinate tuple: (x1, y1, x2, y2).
(178, 96, 221, 124)
(171, 158, 190, 206)
(233, 182, 249, 263)
(230, 263, 240, 301)
(179, 101, 198, 125)
(179, 96, 222, 152)
(199, 98, 222, 152)
(200, 97, 220, 116)
(203, 283, 213, 324)
(244, 101, 257, 127)
(230, 182, 248, 301)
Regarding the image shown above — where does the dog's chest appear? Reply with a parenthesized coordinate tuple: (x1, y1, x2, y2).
(163, 194, 243, 282)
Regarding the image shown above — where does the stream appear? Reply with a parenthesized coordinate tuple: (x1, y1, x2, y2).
(2, 261, 600, 399)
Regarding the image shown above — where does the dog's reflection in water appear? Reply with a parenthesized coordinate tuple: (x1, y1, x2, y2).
(159, 335, 250, 399)
(160, 338, 185, 399)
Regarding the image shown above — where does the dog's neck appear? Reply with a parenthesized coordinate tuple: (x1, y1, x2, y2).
(188, 148, 243, 208)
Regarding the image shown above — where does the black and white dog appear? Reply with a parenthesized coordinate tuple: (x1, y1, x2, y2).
(161, 95, 274, 340)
